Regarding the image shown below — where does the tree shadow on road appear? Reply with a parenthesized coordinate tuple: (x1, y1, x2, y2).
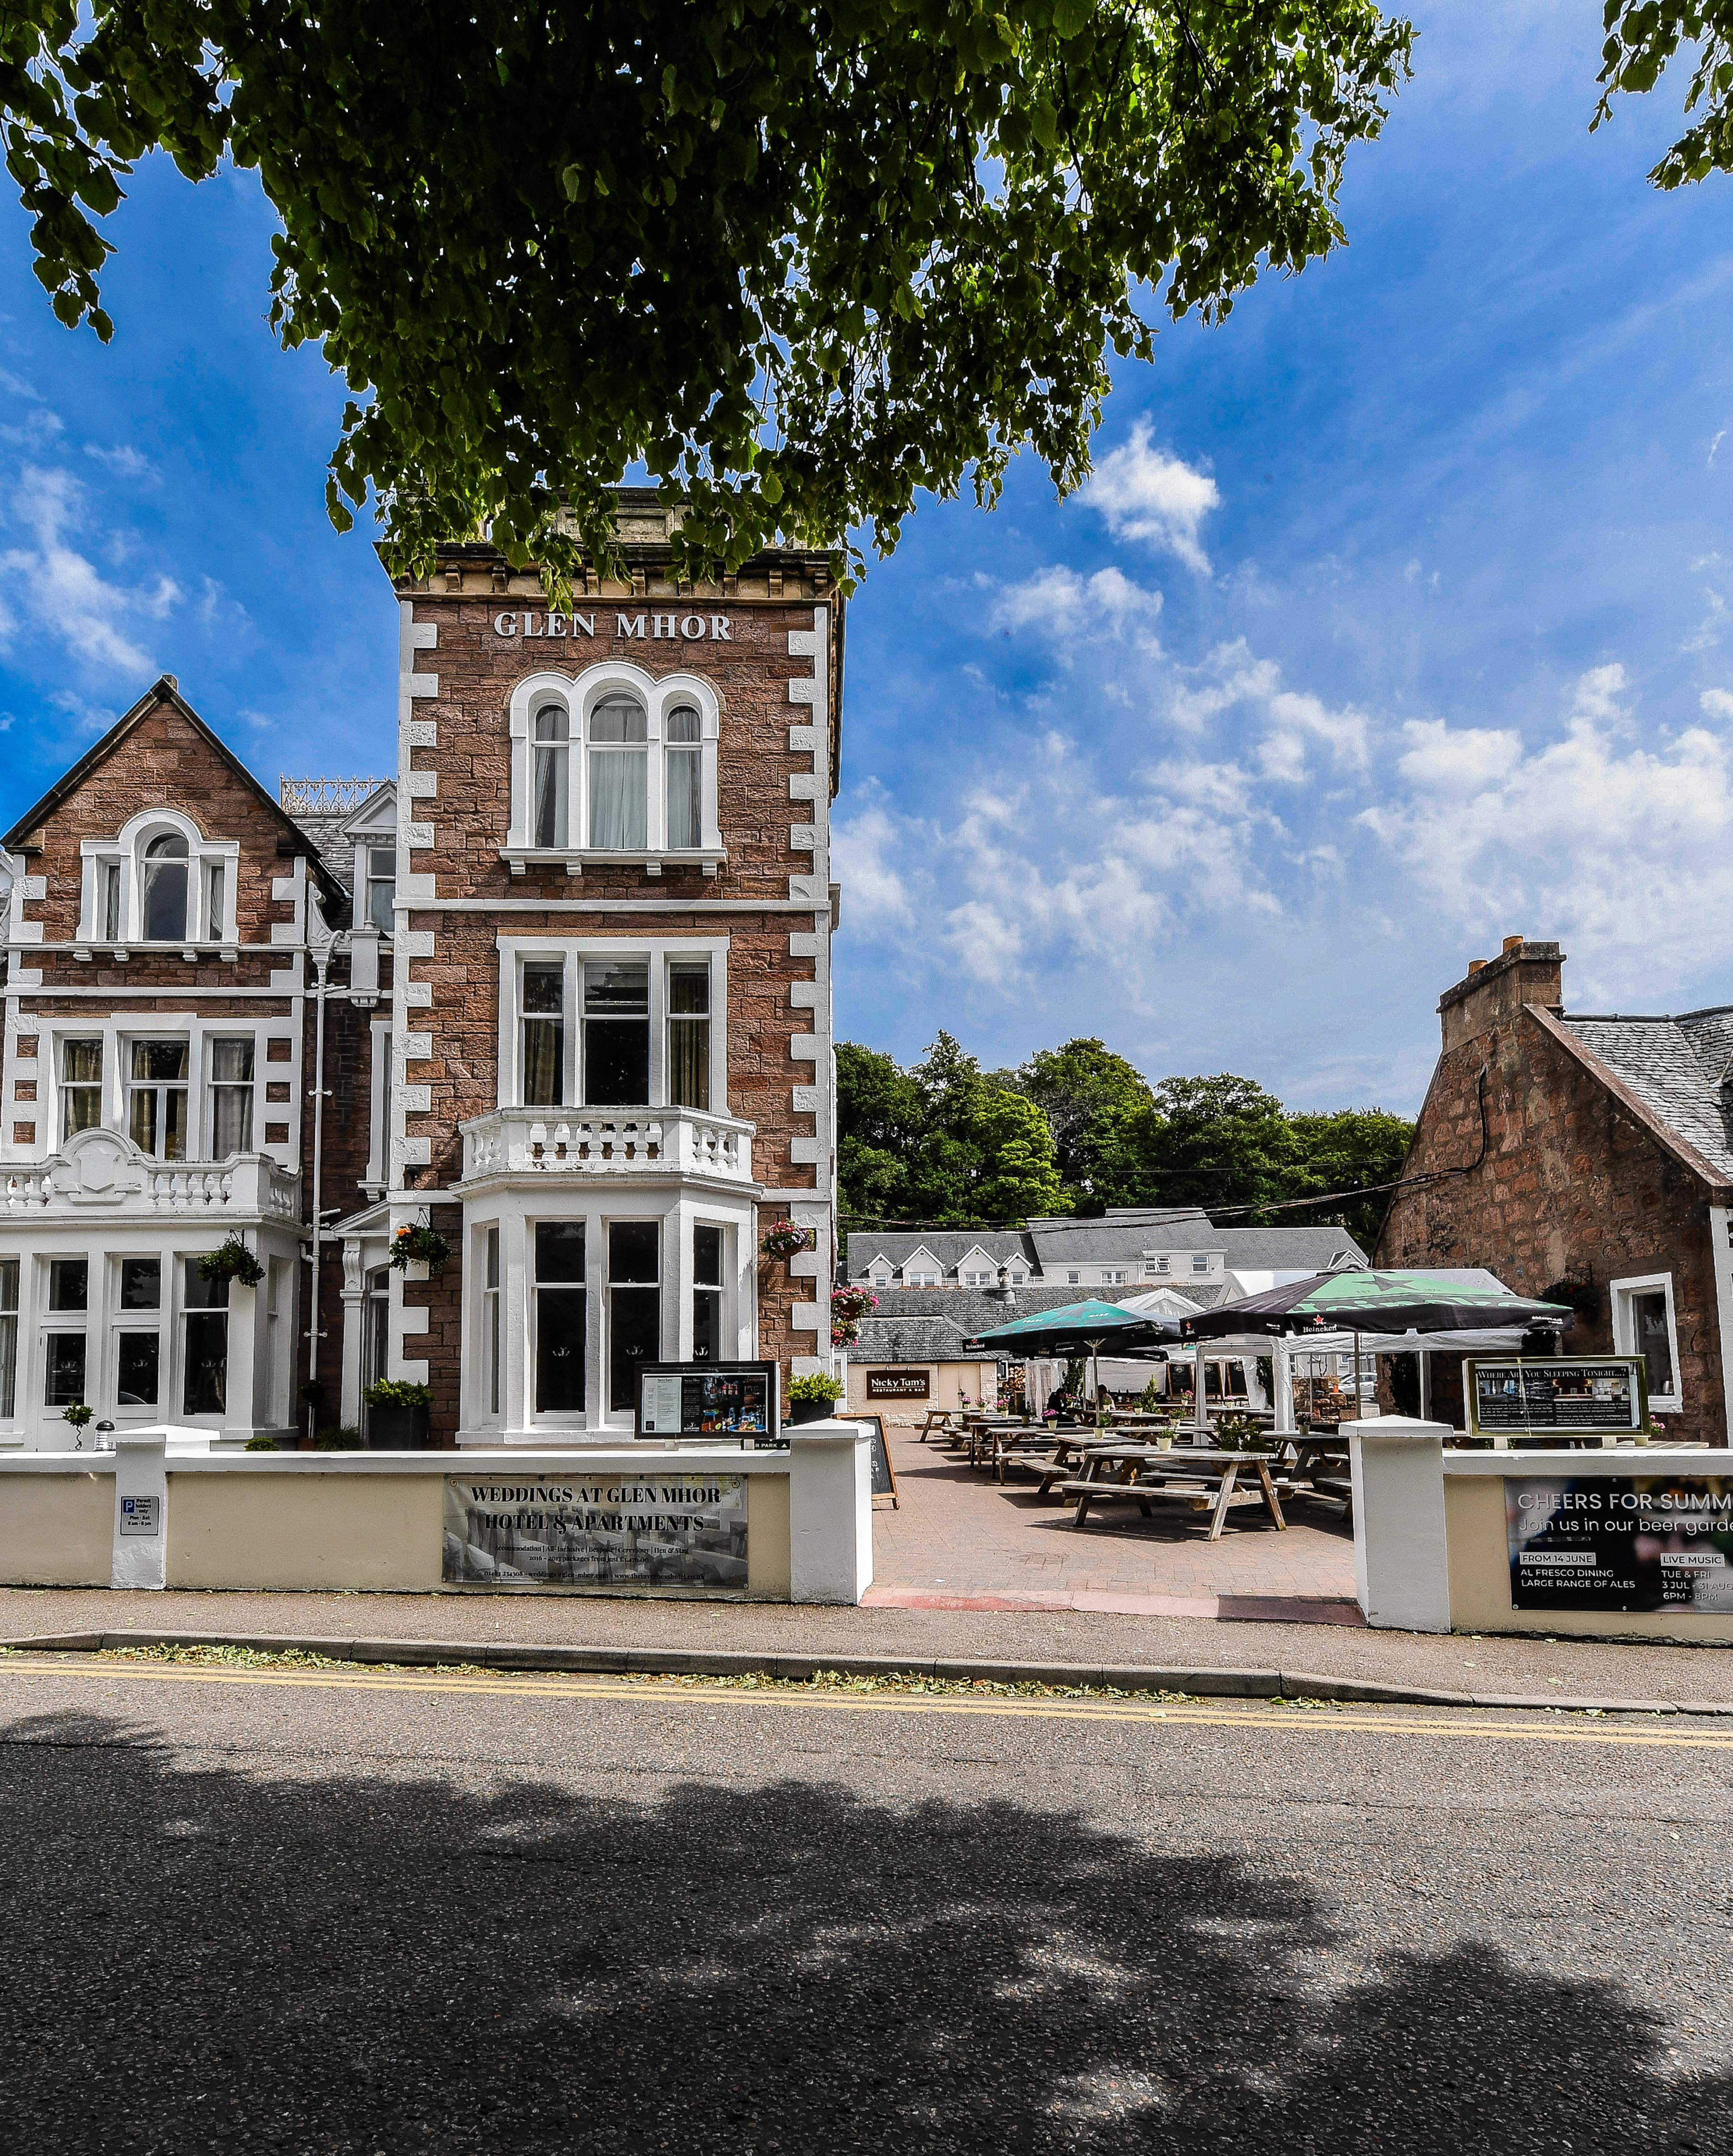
(0, 1704, 1719, 2153)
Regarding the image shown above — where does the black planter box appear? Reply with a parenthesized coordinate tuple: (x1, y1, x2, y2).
(786, 1397, 840, 1426)
(367, 1403, 430, 1450)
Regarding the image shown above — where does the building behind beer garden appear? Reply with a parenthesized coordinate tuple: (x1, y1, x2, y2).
(0, 495, 842, 1448)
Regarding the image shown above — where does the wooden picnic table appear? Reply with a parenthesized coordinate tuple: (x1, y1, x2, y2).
(1058, 1443, 1289, 1541)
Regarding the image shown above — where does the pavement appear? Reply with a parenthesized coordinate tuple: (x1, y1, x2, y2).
(0, 1652, 1727, 2152)
(5, 1420, 1733, 1707)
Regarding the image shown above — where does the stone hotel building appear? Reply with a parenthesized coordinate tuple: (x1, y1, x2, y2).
(0, 496, 842, 1448)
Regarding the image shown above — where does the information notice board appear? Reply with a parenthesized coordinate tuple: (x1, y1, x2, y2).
(1506, 1474, 1733, 1612)
(636, 1361, 781, 1445)
(443, 1474, 748, 1590)
(1466, 1357, 1646, 1439)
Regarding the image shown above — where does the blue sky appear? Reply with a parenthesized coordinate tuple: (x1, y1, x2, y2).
(2, 4, 1731, 1112)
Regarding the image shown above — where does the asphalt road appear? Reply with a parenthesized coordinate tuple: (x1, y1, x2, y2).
(1, 1657, 1728, 2154)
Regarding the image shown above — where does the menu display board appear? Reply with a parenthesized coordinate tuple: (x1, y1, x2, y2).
(1466, 1357, 1646, 1438)
(1506, 1475, 1733, 1612)
(636, 1361, 780, 1444)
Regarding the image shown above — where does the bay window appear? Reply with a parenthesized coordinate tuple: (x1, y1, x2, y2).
(607, 1221, 659, 1413)
(481, 1226, 501, 1417)
(693, 1224, 724, 1362)
(182, 1258, 228, 1416)
(0, 1259, 15, 1418)
(588, 697, 648, 848)
(535, 1221, 586, 1414)
(44, 1258, 87, 1408)
(114, 1256, 161, 1408)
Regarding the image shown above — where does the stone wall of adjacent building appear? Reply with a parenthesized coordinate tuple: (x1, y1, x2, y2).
(1377, 942, 1727, 1441)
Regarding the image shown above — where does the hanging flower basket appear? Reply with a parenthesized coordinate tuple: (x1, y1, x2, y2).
(389, 1222, 451, 1276)
(198, 1236, 265, 1289)
(760, 1219, 814, 1263)
(829, 1283, 878, 1348)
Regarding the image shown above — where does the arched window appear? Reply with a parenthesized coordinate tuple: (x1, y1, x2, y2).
(665, 704, 702, 849)
(141, 833, 189, 942)
(588, 697, 647, 848)
(532, 704, 570, 847)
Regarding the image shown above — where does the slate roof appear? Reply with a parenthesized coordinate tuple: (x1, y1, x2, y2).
(850, 1317, 983, 1365)
(854, 1279, 1232, 1343)
(845, 1211, 1366, 1281)
(1555, 1006, 1733, 1183)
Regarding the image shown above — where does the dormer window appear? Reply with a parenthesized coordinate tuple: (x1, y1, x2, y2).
(141, 833, 189, 942)
(364, 848, 395, 934)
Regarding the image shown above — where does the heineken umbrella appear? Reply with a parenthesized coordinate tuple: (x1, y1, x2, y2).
(1180, 1269, 1572, 1433)
(974, 1298, 1175, 1409)
(1180, 1270, 1573, 1342)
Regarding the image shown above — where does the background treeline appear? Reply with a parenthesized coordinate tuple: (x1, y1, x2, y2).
(837, 1034, 1414, 1250)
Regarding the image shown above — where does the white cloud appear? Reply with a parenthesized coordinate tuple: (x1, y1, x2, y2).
(1079, 426, 1221, 573)
(1363, 662, 1733, 1001)
(1701, 688, 1733, 719)
(0, 465, 178, 679)
(1395, 718, 1522, 790)
(987, 563, 1163, 647)
(84, 442, 155, 480)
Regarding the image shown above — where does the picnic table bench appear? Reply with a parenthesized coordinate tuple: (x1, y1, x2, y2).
(1057, 1443, 1289, 1540)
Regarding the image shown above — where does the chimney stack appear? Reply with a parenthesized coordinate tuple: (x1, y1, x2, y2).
(1439, 939, 1564, 1053)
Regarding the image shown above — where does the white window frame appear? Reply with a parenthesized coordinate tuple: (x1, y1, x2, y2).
(78, 809, 239, 951)
(108, 1251, 165, 1418)
(496, 936, 729, 1114)
(502, 662, 724, 875)
(1610, 1271, 1683, 1410)
(36, 1020, 278, 1168)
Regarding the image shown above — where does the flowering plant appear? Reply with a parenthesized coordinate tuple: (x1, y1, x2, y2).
(389, 1221, 451, 1275)
(760, 1218, 813, 1262)
(198, 1235, 266, 1289)
(829, 1282, 877, 1347)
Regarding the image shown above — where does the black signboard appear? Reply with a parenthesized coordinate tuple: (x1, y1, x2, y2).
(1467, 1358, 1646, 1439)
(851, 1414, 899, 1507)
(867, 1369, 930, 1401)
(1506, 1475, 1733, 1612)
(635, 1361, 782, 1446)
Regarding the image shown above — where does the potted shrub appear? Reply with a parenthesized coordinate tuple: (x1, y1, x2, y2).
(60, 1403, 93, 1443)
(786, 1372, 843, 1425)
(364, 1380, 432, 1449)
(314, 1426, 364, 1451)
(198, 1235, 265, 1290)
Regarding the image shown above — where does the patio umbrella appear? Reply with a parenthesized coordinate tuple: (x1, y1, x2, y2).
(1180, 1269, 1572, 1430)
(973, 1299, 1175, 1411)
(1179, 1270, 1573, 1341)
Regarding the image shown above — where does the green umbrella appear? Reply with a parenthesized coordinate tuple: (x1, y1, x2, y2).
(1180, 1270, 1572, 1341)
(973, 1299, 1176, 1358)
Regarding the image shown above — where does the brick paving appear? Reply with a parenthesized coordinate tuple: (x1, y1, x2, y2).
(869, 1423, 1360, 1623)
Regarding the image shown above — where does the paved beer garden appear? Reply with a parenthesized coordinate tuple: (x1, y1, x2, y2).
(865, 1408, 1362, 1622)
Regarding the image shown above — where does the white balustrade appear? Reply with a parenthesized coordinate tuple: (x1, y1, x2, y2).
(0, 1149, 301, 1218)
(460, 1106, 753, 1185)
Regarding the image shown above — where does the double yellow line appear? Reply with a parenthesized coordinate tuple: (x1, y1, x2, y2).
(1, 1656, 1730, 1750)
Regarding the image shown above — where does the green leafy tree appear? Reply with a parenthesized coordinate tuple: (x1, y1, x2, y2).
(1, 0, 1412, 585)
(969, 1087, 1065, 1221)
(1596, 3, 1733, 188)
(1136, 1073, 1297, 1213)
(1285, 1107, 1414, 1249)
(1013, 1037, 1154, 1185)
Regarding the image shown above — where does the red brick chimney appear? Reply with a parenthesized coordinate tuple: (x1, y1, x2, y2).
(1438, 936, 1564, 1053)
